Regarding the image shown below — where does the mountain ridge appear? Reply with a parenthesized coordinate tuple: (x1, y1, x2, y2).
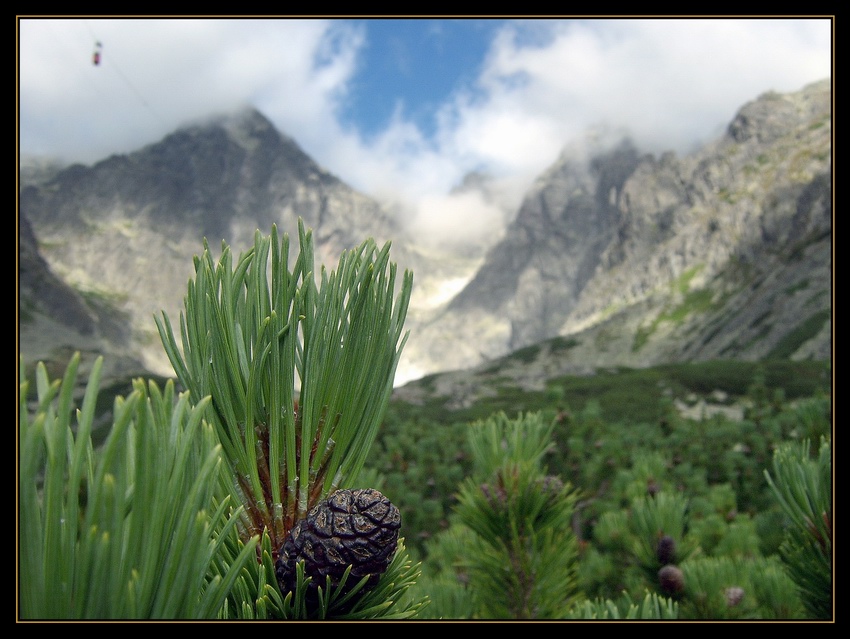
(19, 106, 409, 378)
(19, 79, 832, 394)
(400, 79, 831, 383)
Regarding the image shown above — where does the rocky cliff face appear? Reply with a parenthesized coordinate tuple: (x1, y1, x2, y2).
(448, 136, 641, 347)
(19, 80, 831, 394)
(19, 108, 408, 377)
(18, 213, 146, 385)
(401, 79, 831, 380)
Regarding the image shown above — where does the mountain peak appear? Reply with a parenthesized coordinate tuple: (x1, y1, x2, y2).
(213, 106, 277, 144)
(20, 81, 831, 389)
(157, 106, 320, 172)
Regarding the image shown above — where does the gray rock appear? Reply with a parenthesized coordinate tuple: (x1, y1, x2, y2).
(19, 80, 832, 400)
(404, 79, 831, 381)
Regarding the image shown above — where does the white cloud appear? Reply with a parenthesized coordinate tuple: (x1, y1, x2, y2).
(18, 18, 358, 164)
(357, 18, 832, 245)
(19, 17, 832, 248)
(435, 18, 832, 174)
(408, 189, 511, 249)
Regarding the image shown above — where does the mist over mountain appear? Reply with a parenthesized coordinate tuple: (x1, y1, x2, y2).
(19, 79, 832, 394)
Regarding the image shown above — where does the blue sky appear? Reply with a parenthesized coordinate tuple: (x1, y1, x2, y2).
(18, 17, 832, 246)
(338, 19, 510, 140)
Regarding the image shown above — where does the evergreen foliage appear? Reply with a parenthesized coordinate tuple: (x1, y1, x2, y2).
(415, 412, 581, 619)
(20, 222, 426, 620)
(379, 361, 831, 619)
(17, 220, 832, 621)
(19, 354, 258, 619)
(764, 438, 832, 619)
(155, 221, 412, 554)
(678, 555, 804, 619)
(565, 591, 679, 620)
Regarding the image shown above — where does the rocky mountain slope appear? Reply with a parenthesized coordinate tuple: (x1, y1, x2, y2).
(19, 80, 831, 395)
(18, 213, 147, 386)
(19, 108, 419, 379)
(401, 79, 831, 383)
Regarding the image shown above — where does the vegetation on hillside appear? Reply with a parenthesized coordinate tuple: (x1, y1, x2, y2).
(373, 359, 832, 619)
(18, 224, 832, 621)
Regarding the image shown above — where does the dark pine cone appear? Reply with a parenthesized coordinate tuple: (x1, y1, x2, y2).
(658, 564, 685, 597)
(275, 488, 401, 610)
(656, 534, 677, 565)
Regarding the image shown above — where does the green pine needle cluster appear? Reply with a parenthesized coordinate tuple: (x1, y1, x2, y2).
(20, 221, 426, 620)
(566, 591, 679, 619)
(450, 412, 581, 619)
(19, 354, 258, 619)
(155, 220, 412, 554)
(764, 438, 832, 619)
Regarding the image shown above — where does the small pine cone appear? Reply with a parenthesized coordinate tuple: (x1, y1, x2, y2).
(647, 479, 660, 497)
(656, 534, 677, 565)
(658, 564, 685, 596)
(725, 586, 745, 607)
(540, 475, 564, 496)
(275, 488, 401, 608)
